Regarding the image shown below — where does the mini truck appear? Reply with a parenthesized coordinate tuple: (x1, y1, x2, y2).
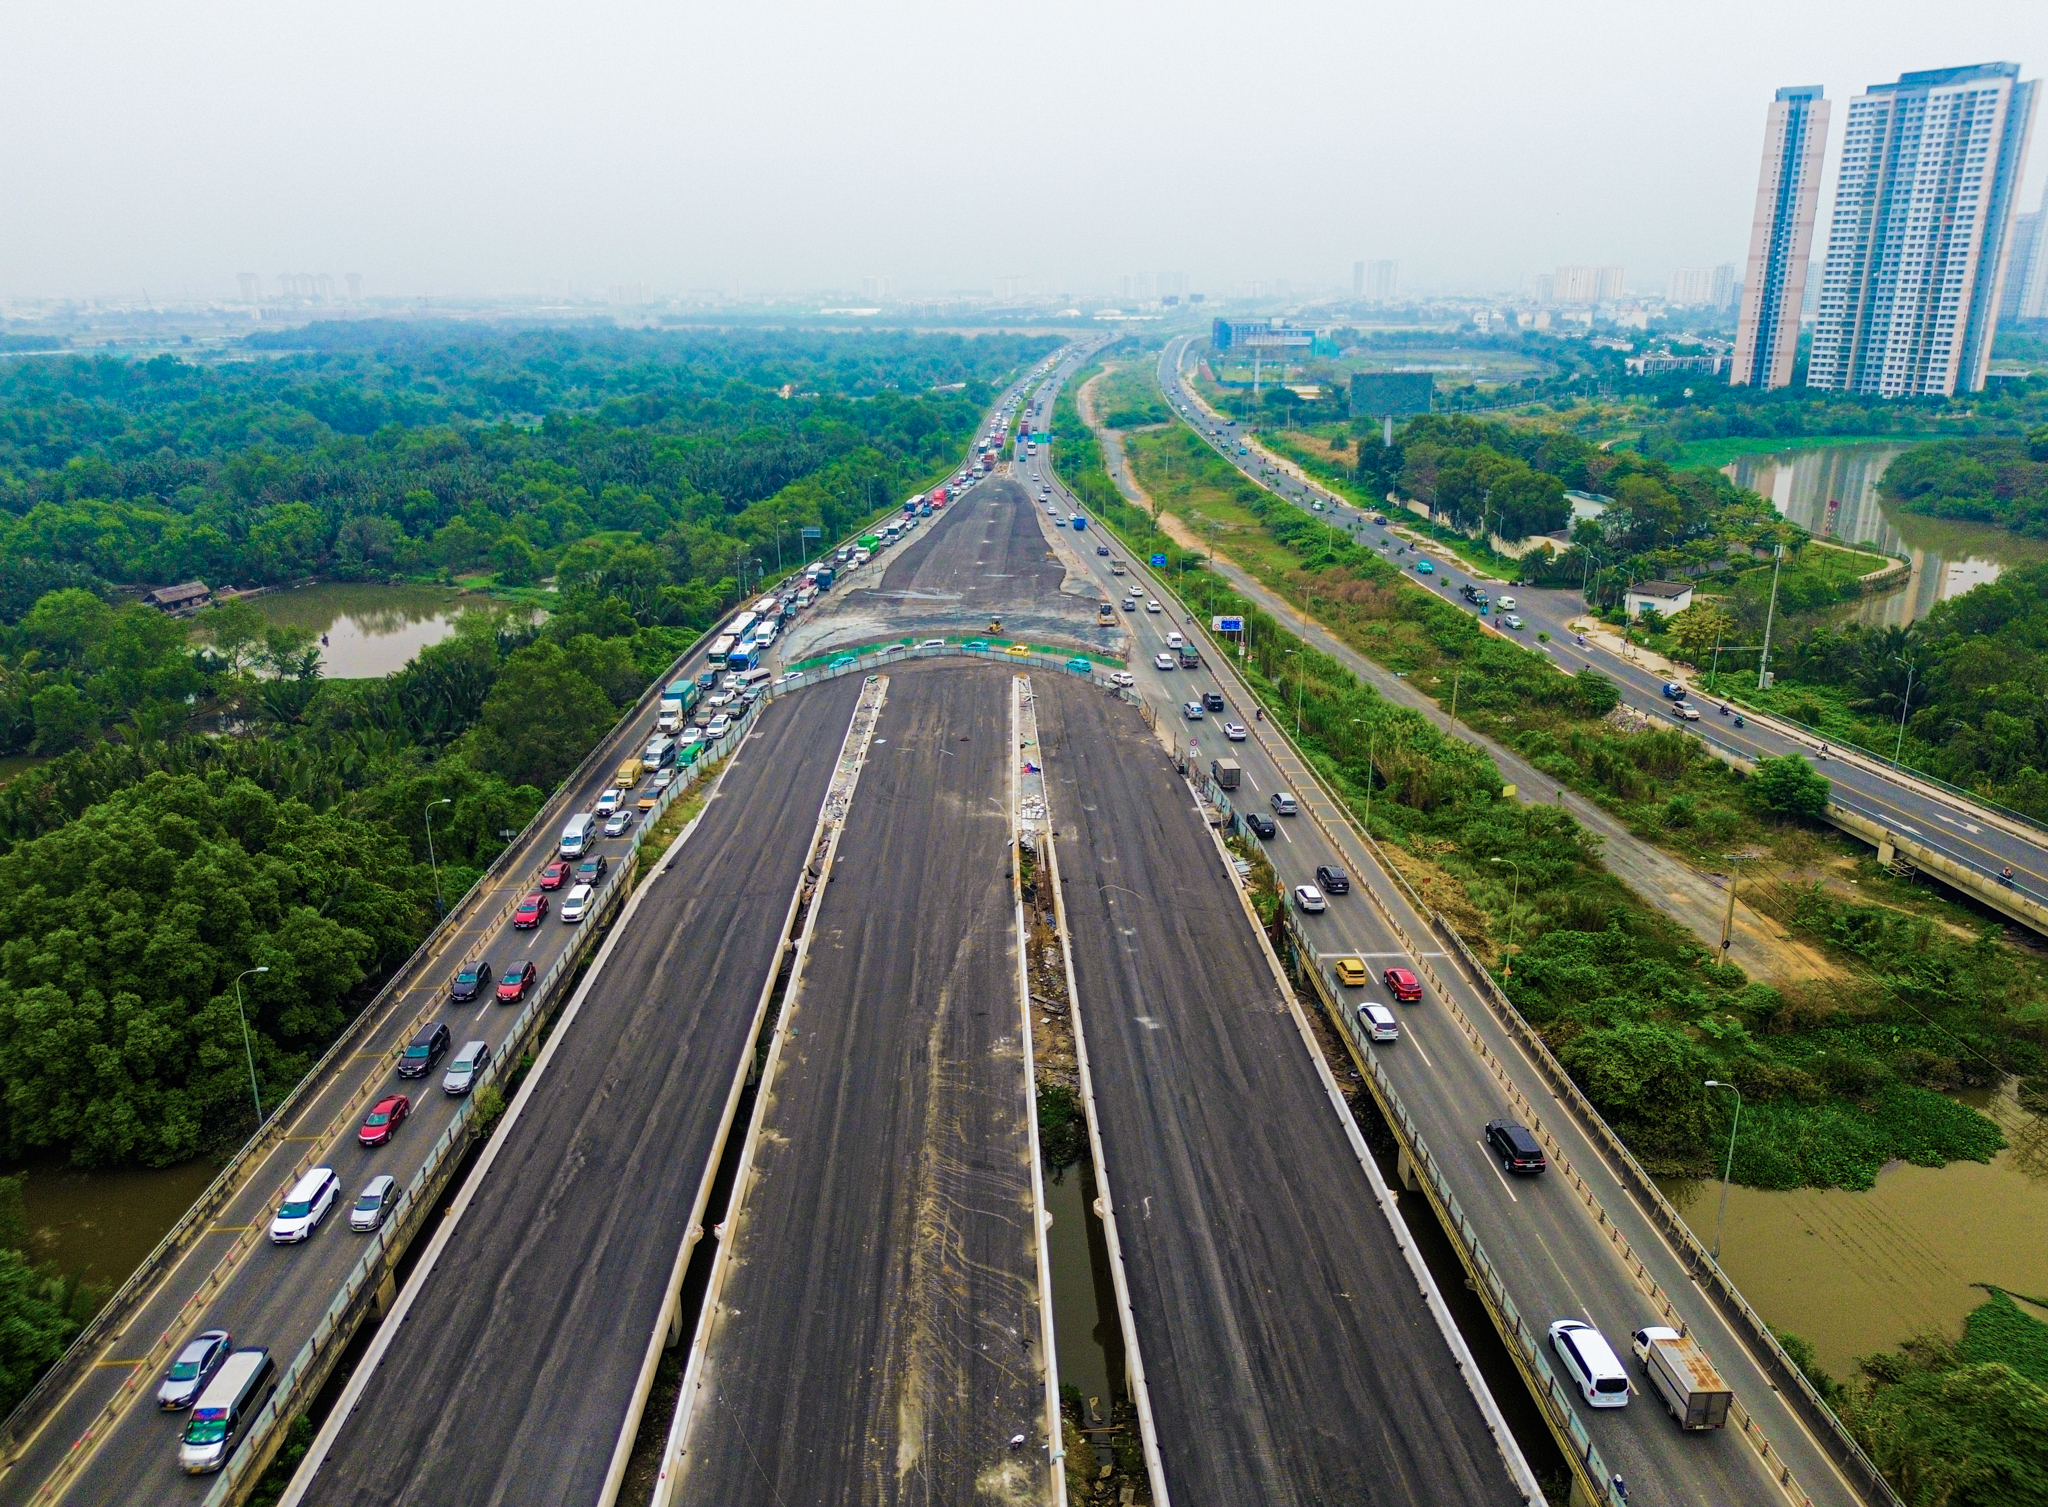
(1631, 1326, 1733, 1430)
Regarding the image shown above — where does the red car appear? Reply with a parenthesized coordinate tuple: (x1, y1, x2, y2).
(1383, 966, 1423, 1003)
(513, 893, 548, 929)
(496, 959, 537, 1004)
(357, 1094, 410, 1147)
(538, 861, 570, 891)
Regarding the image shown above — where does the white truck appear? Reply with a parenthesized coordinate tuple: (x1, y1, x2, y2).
(657, 698, 684, 733)
(1631, 1327, 1732, 1430)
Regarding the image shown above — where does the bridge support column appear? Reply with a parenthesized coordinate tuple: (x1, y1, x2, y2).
(665, 1293, 684, 1348)
(373, 1267, 398, 1320)
(1877, 837, 1896, 867)
(1396, 1145, 1421, 1193)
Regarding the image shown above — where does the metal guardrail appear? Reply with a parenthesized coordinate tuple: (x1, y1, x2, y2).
(197, 705, 760, 1505)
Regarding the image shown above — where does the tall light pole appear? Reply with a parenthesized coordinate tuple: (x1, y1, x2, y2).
(1893, 659, 1916, 765)
(1489, 857, 1523, 974)
(234, 966, 270, 1130)
(425, 797, 453, 915)
(1284, 649, 1304, 736)
(1756, 544, 1786, 691)
(1704, 1079, 1743, 1261)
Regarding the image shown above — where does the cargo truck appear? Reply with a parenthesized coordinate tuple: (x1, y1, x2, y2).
(1211, 758, 1241, 790)
(613, 757, 645, 790)
(1630, 1327, 1732, 1430)
(1070, 514, 1087, 530)
(1177, 644, 1201, 669)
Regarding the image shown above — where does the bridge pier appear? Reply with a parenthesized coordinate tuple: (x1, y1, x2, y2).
(1396, 1145, 1421, 1194)
(373, 1267, 398, 1321)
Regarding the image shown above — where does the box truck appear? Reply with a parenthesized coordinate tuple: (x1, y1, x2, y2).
(1631, 1327, 1732, 1430)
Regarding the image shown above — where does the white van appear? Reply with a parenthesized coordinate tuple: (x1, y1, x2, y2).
(268, 1167, 340, 1244)
(559, 812, 595, 857)
(642, 734, 676, 769)
(1550, 1320, 1631, 1408)
(736, 666, 772, 695)
(178, 1348, 273, 1473)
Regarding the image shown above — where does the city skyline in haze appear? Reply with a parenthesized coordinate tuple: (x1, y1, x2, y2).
(2, 0, 2046, 305)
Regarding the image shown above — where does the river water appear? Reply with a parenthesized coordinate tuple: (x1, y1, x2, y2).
(1724, 443, 2048, 626)
(248, 582, 482, 678)
(1660, 1085, 2048, 1379)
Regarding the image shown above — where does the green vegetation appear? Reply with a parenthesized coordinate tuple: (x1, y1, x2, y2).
(1749, 561, 2048, 819)
(1783, 1291, 2048, 1506)
(1092, 360, 1172, 429)
(1879, 428, 2048, 537)
(1036, 1083, 1086, 1169)
(0, 1175, 96, 1417)
(1061, 389, 2033, 1189)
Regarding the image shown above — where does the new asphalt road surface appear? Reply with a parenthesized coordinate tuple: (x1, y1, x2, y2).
(673, 661, 1049, 1507)
(291, 676, 866, 1507)
(1030, 672, 1526, 1507)
(775, 475, 1117, 666)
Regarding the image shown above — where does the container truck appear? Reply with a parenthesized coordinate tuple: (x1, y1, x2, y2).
(667, 679, 701, 713)
(657, 699, 683, 733)
(1630, 1328, 1732, 1430)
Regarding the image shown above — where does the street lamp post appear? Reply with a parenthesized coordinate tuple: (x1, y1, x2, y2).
(1893, 660, 1916, 765)
(234, 966, 271, 1131)
(1284, 649, 1305, 736)
(424, 797, 454, 915)
(1756, 544, 1786, 691)
(1703, 1079, 1743, 1261)
(1489, 857, 1523, 974)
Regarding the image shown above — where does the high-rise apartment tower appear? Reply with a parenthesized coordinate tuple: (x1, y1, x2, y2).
(2002, 177, 2048, 323)
(1732, 86, 1829, 388)
(1808, 63, 2039, 396)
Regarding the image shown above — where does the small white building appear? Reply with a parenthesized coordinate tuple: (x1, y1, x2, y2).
(1625, 580, 1694, 620)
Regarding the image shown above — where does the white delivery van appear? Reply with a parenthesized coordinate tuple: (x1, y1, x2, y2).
(559, 812, 595, 857)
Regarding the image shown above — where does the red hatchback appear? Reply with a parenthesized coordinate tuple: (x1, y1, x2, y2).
(1383, 966, 1423, 1002)
(538, 861, 570, 891)
(513, 893, 548, 929)
(357, 1094, 410, 1147)
(496, 959, 537, 1004)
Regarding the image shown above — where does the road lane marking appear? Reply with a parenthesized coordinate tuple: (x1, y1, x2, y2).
(1479, 1144, 1519, 1202)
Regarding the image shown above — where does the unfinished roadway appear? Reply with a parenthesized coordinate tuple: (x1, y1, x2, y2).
(1029, 668, 1530, 1507)
(284, 677, 868, 1507)
(664, 661, 1051, 1507)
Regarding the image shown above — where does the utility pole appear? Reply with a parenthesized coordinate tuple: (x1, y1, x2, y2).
(1893, 660, 1916, 764)
(1703, 1080, 1743, 1261)
(1756, 543, 1785, 691)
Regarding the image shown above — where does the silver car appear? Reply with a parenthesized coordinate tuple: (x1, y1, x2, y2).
(349, 1174, 397, 1233)
(157, 1330, 231, 1409)
(443, 1039, 492, 1096)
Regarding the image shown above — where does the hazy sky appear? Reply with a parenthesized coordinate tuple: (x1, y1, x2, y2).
(3, 0, 2046, 302)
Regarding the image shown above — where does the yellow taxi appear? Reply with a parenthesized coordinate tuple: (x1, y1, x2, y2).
(1334, 956, 1370, 988)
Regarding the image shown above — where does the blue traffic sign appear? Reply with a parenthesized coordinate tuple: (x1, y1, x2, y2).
(1150, 553, 1168, 567)
(1211, 616, 1245, 633)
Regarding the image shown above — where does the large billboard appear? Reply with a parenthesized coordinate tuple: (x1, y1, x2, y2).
(1350, 372, 1434, 418)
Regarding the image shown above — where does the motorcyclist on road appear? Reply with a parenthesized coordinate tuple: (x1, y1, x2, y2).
(2004, 866, 2017, 888)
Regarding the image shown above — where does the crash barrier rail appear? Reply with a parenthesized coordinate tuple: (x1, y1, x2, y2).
(196, 706, 759, 1507)
(1279, 911, 1626, 1507)
(4, 639, 741, 1504)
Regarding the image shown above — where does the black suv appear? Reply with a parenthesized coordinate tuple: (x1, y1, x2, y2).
(574, 854, 609, 886)
(1314, 865, 1350, 895)
(449, 959, 493, 1003)
(1245, 811, 1277, 840)
(398, 1022, 452, 1079)
(1202, 691, 1226, 712)
(1484, 1119, 1547, 1174)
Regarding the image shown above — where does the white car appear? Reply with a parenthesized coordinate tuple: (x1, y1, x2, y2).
(594, 788, 624, 817)
(1182, 701, 1205, 721)
(679, 727, 705, 747)
(1672, 702, 1701, 721)
(561, 882, 595, 922)
(269, 1167, 340, 1244)
(652, 767, 677, 791)
(1146, 600, 1162, 614)
(706, 690, 735, 709)
(1358, 1003, 1400, 1042)
(1294, 884, 1327, 913)
(1224, 721, 1247, 741)
(1502, 614, 1525, 630)
(1110, 671, 1134, 688)
(921, 638, 946, 648)
(1154, 652, 1176, 671)
(604, 809, 633, 838)
(706, 714, 732, 738)
(1497, 595, 1518, 610)
(1550, 1320, 1631, 1408)
(1166, 631, 1184, 648)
